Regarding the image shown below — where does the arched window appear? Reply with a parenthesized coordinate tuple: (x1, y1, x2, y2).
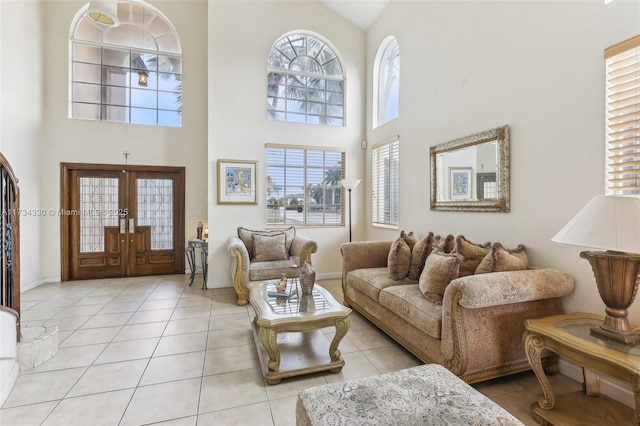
(70, 1, 182, 127)
(374, 36, 399, 127)
(267, 32, 344, 126)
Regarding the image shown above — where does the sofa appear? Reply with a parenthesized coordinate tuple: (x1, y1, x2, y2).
(227, 226, 318, 306)
(340, 236, 575, 383)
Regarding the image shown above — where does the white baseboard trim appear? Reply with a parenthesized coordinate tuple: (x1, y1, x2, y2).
(558, 357, 634, 408)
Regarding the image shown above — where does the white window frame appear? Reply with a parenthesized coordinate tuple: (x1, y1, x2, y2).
(606, 35, 640, 195)
(373, 36, 400, 128)
(266, 144, 345, 226)
(372, 136, 400, 228)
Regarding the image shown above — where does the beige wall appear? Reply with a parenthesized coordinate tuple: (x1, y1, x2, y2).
(364, 1, 640, 322)
(207, 1, 366, 286)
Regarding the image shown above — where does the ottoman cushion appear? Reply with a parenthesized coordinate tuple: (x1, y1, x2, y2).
(295, 364, 524, 426)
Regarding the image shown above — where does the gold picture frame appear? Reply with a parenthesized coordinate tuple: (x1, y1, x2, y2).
(217, 159, 257, 205)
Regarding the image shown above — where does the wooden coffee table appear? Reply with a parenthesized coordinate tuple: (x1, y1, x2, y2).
(249, 280, 351, 384)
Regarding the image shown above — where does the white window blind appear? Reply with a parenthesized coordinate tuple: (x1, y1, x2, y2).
(372, 137, 400, 228)
(606, 35, 640, 195)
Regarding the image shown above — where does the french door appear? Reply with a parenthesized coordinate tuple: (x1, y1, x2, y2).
(61, 163, 185, 281)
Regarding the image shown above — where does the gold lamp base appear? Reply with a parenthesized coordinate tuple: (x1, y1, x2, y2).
(581, 250, 640, 345)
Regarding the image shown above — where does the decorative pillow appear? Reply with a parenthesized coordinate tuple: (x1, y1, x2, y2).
(454, 235, 491, 277)
(388, 236, 412, 280)
(407, 232, 441, 280)
(419, 249, 463, 304)
(438, 234, 456, 253)
(401, 231, 418, 251)
(238, 226, 295, 258)
(252, 232, 289, 262)
(475, 243, 528, 274)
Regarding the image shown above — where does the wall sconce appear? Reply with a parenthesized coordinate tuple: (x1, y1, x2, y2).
(86, 0, 120, 27)
(138, 71, 148, 87)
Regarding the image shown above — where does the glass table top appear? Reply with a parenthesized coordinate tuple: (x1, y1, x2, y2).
(559, 318, 640, 357)
(261, 279, 332, 315)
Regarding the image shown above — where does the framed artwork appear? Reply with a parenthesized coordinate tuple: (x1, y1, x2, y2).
(449, 167, 472, 201)
(217, 159, 257, 205)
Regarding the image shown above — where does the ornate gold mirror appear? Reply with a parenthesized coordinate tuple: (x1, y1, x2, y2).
(430, 125, 509, 212)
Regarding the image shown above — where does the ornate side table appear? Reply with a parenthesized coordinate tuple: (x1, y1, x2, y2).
(185, 239, 208, 290)
(523, 312, 638, 425)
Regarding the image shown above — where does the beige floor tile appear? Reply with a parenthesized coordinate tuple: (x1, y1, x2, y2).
(198, 369, 268, 414)
(139, 298, 179, 311)
(164, 317, 210, 336)
(203, 344, 259, 375)
(20, 308, 65, 322)
(361, 345, 422, 373)
(473, 374, 527, 398)
(3, 368, 87, 407)
(27, 344, 106, 373)
(147, 290, 184, 301)
(44, 315, 92, 332)
(128, 308, 174, 324)
(263, 373, 327, 401)
(113, 321, 167, 342)
(490, 388, 540, 426)
(98, 300, 144, 314)
(151, 415, 197, 426)
(120, 378, 201, 426)
(154, 331, 208, 357)
(67, 359, 148, 397)
(44, 388, 134, 426)
(80, 312, 134, 329)
(345, 325, 396, 350)
(73, 295, 116, 306)
(94, 337, 159, 364)
(206, 327, 254, 349)
(0, 401, 58, 426)
(59, 326, 121, 347)
(321, 332, 361, 355)
(172, 305, 211, 320)
(322, 351, 380, 384)
(211, 299, 248, 316)
(197, 401, 274, 426)
(54, 304, 104, 318)
(177, 296, 213, 309)
(140, 351, 206, 386)
(209, 312, 253, 330)
(269, 396, 298, 426)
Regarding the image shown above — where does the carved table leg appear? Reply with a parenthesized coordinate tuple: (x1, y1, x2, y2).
(258, 326, 280, 372)
(328, 317, 350, 372)
(523, 331, 555, 410)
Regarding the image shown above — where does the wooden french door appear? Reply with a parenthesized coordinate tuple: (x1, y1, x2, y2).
(61, 163, 185, 281)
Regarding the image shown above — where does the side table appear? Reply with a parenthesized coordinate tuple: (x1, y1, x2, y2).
(523, 312, 638, 425)
(186, 239, 208, 290)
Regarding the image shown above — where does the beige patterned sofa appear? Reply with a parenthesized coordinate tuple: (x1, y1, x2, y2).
(228, 226, 317, 305)
(341, 239, 574, 383)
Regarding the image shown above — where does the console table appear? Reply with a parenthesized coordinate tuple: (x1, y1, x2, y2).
(185, 239, 208, 290)
(523, 312, 638, 425)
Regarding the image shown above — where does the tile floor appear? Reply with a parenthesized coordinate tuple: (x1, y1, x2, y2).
(0, 275, 582, 425)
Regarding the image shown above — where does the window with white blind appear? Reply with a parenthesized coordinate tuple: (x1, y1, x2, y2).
(266, 145, 345, 226)
(606, 35, 640, 195)
(372, 137, 400, 228)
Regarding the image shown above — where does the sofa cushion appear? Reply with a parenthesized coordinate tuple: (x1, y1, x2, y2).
(379, 284, 442, 339)
(438, 234, 456, 253)
(475, 243, 528, 274)
(454, 235, 491, 277)
(249, 259, 297, 281)
(408, 232, 440, 280)
(347, 267, 417, 302)
(388, 237, 411, 280)
(419, 250, 463, 304)
(238, 226, 295, 258)
(401, 230, 418, 250)
(252, 232, 288, 261)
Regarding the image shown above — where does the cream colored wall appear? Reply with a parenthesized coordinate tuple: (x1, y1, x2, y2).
(364, 1, 640, 322)
(207, 1, 366, 286)
(0, 1, 46, 289)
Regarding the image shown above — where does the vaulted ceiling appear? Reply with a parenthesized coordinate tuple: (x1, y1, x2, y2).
(319, 0, 390, 30)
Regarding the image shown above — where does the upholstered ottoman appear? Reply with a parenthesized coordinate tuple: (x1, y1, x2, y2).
(295, 364, 524, 425)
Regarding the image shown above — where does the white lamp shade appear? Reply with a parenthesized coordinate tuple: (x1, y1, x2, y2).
(552, 195, 640, 253)
(340, 179, 361, 191)
(87, 1, 120, 27)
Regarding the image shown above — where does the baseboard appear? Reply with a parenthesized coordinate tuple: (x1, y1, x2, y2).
(558, 357, 634, 408)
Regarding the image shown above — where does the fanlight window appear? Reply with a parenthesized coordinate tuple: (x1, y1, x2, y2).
(374, 36, 399, 127)
(70, 0, 182, 127)
(267, 32, 345, 126)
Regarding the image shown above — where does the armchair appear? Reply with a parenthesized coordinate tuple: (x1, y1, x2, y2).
(227, 227, 318, 305)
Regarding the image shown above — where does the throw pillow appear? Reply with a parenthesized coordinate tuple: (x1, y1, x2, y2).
(252, 232, 289, 262)
(438, 234, 456, 253)
(419, 249, 463, 304)
(401, 230, 418, 250)
(238, 226, 295, 258)
(475, 243, 528, 274)
(388, 236, 411, 280)
(407, 232, 441, 280)
(454, 235, 491, 277)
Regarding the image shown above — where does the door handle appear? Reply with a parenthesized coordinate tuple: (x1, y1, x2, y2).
(129, 218, 135, 233)
(120, 219, 126, 234)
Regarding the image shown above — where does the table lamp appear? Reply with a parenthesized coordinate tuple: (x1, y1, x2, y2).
(340, 179, 361, 242)
(552, 195, 640, 344)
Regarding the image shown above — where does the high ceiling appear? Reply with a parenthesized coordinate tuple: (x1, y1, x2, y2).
(319, 0, 390, 30)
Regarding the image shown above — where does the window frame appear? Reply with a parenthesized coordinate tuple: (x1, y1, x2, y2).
(372, 136, 400, 228)
(373, 36, 400, 128)
(266, 144, 346, 227)
(606, 34, 640, 195)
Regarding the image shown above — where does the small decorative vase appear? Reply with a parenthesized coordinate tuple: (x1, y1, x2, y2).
(299, 259, 316, 294)
(196, 221, 203, 239)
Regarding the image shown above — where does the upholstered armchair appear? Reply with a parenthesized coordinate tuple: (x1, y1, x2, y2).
(227, 227, 318, 305)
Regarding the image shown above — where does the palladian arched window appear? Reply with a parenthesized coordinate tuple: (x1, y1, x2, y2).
(70, 0, 182, 127)
(267, 32, 345, 126)
(374, 36, 399, 127)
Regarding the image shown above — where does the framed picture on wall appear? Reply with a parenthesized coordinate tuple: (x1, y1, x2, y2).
(217, 159, 258, 205)
(449, 167, 472, 201)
